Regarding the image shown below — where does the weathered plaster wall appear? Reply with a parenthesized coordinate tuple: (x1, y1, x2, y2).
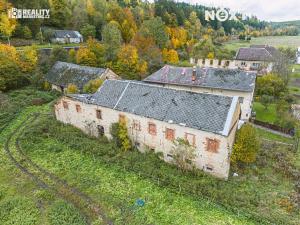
(55, 97, 240, 179)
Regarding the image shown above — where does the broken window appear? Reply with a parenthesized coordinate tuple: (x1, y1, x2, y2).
(238, 97, 244, 103)
(148, 122, 156, 135)
(62, 101, 68, 109)
(165, 128, 175, 141)
(133, 120, 141, 131)
(185, 133, 195, 146)
(206, 138, 220, 153)
(75, 104, 81, 113)
(97, 125, 104, 136)
(96, 109, 102, 119)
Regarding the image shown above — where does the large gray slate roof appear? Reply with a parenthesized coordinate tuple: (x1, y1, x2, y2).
(53, 30, 82, 39)
(236, 45, 281, 61)
(45, 61, 107, 90)
(70, 80, 238, 136)
(143, 65, 256, 92)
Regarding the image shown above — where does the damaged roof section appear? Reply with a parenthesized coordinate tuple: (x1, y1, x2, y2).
(70, 80, 238, 136)
(45, 61, 115, 90)
(143, 65, 256, 92)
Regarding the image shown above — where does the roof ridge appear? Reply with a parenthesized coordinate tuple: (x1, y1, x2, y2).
(113, 81, 130, 109)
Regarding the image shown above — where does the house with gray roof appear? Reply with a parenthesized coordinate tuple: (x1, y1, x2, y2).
(55, 80, 241, 179)
(235, 45, 281, 73)
(143, 65, 256, 120)
(51, 30, 83, 44)
(45, 61, 120, 92)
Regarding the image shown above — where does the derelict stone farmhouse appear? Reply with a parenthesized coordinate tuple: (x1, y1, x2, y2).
(45, 61, 119, 92)
(55, 80, 240, 179)
(143, 65, 256, 121)
(235, 45, 281, 73)
(51, 30, 83, 44)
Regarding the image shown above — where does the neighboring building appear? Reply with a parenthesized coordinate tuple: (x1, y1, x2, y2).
(45, 61, 120, 92)
(55, 80, 241, 179)
(235, 45, 281, 73)
(51, 30, 83, 44)
(143, 65, 256, 121)
(191, 58, 238, 69)
(297, 47, 300, 64)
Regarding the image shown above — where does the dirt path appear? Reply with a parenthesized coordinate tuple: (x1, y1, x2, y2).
(4, 113, 114, 225)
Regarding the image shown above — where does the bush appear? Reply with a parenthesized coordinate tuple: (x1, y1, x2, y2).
(231, 124, 260, 165)
(66, 84, 78, 94)
(83, 79, 103, 93)
(170, 138, 196, 171)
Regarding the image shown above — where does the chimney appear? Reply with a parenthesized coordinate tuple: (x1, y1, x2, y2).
(192, 66, 196, 81)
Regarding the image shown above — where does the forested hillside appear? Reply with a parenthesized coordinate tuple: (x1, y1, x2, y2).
(0, 0, 298, 90)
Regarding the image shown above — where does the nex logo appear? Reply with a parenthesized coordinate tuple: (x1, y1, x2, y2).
(205, 9, 239, 22)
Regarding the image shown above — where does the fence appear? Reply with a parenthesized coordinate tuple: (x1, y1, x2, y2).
(250, 119, 294, 136)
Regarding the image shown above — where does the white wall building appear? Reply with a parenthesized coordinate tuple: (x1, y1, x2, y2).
(297, 47, 300, 64)
(55, 80, 241, 179)
(51, 30, 83, 44)
(143, 65, 256, 121)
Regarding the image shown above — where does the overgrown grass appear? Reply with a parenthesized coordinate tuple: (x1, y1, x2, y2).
(253, 102, 278, 123)
(1, 88, 299, 224)
(18, 113, 300, 225)
(0, 86, 59, 132)
(255, 127, 293, 143)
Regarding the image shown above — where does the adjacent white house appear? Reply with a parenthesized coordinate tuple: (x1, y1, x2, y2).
(235, 45, 281, 73)
(51, 30, 83, 44)
(55, 80, 241, 179)
(45, 61, 120, 92)
(143, 65, 256, 121)
(297, 47, 300, 64)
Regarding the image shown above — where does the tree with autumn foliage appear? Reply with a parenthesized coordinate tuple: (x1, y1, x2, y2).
(83, 78, 103, 93)
(162, 48, 179, 64)
(114, 44, 147, 80)
(0, 44, 37, 91)
(131, 32, 163, 73)
(231, 124, 260, 166)
(66, 83, 78, 94)
(76, 47, 97, 67)
(0, 0, 16, 45)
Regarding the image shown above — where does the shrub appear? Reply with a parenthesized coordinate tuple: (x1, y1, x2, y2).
(83, 79, 103, 93)
(231, 124, 260, 165)
(118, 120, 132, 151)
(170, 138, 196, 171)
(110, 121, 132, 151)
(66, 84, 78, 94)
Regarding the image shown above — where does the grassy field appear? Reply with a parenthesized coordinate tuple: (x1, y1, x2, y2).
(253, 102, 278, 124)
(255, 127, 293, 143)
(1, 88, 299, 225)
(224, 36, 300, 52)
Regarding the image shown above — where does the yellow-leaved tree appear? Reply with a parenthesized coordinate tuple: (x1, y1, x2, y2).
(83, 79, 103, 93)
(76, 47, 97, 67)
(0, 1, 17, 45)
(231, 124, 260, 165)
(66, 84, 78, 94)
(162, 48, 179, 64)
